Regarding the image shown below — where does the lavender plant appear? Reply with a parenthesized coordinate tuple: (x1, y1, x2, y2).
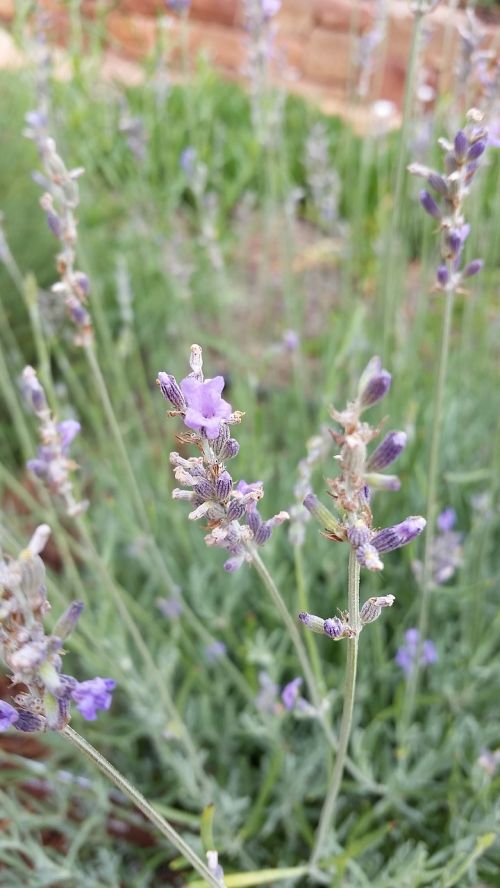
(22, 365, 88, 517)
(299, 356, 425, 865)
(0, 526, 226, 888)
(406, 109, 488, 719)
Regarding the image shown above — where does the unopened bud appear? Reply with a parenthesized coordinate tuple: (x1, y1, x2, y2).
(360, 594, 395, 624)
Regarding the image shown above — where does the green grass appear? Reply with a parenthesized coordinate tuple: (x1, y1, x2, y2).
(0, 16, 499, 887)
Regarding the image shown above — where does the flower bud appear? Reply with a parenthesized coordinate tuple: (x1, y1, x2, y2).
(156, 372, 186, 410)
(436, 265, 449, 286)
(324, 617, 346, 639)
(419, 189, 441, 220)
(298, 612, 325, 634)
(372, 515, 426, 553)
(467, 140, 486, 162)
(363, 472, 401, 491)
(427, 173, 448, 196)
(254, 522, 272, 545)
(215, 471, 233, 501)
(358, 360, 392, 409)
(303, 494, 342, 537)
(227, 499, 246, 521)
(367, 431, 407, 471)
(14, 710, 45, 732)
(360, 594, 395, 624)
(453, 130, 468, 162)
(52, 601, 84, 641)
(463, 259, 483, 278)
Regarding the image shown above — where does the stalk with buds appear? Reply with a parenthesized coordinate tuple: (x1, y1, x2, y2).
(302, 357, 425, 866)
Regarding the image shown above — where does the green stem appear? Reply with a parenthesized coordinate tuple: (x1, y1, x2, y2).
(382, 11, 423, 355)
(61, 727, 223, 888)
(247, 544, 380, 794)
(309, 549, 360, 867)
(404, 279, 455, 726)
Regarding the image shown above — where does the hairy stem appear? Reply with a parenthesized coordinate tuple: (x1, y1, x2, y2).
(62, 727, 223, 888)
(310, 548, 360, 867)
(247, 544, 378, 795)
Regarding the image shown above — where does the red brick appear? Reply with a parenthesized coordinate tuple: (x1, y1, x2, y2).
(303, 28, 353, 87)
(313, 0, 374, 33)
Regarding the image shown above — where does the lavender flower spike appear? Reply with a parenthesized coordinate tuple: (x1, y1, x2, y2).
(372, 516, 426, 553)
(367, 431, 407, 471)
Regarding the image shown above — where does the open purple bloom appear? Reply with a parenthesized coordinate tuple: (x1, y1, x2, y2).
(57, 419, 81, 454)
(0, 701, 19, 731)
(71, 677, 116, 720)
(281, 677, 302, 710)
(180, 376, 232, 440)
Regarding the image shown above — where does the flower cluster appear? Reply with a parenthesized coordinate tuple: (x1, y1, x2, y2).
(408, 109, 488, 291)
(22, 366, 87, 517)
(413, 506, 463, 586)
(0, 526, 115, 732)
(395, 628, 438, 676)
(157, 345, 288, 572)
(255, 671, 306, 714)
(26, 127, 93, 345)
(304, 357, 424, 572)
(300, 595, 395, 640)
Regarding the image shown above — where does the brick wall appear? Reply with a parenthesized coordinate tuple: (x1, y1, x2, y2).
(1, 1, 497, 129)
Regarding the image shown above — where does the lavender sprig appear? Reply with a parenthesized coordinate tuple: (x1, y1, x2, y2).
(157, 345, 288, 572)
(0, 526, 115, 733)
(404, 111, 488, 726)
(305, 358, 425, 867)
(27, 131, 93, 345)
(22, 365, 88, 517)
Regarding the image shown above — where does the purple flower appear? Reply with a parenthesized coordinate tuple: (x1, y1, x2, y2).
(204, 641, 227, 662)
(157, 596, 183, 619)
(236, 479, 263, 496)
(437, 507, 456, 532)
(180, 376, 232, 440)
(395, 628, 438, 676)
(282, 329, 300, 352)
(0, 701, 19, 731)
(371, 515, 426, 553)
(71, 677, 116, 720)
(367, 431, 407, 471)
(281, 677, 302, 710)
(180, 146, 197, 175)
(57, 419, 81, 454)
(436, 265, 449, 286)
(419, 189, 441, 220)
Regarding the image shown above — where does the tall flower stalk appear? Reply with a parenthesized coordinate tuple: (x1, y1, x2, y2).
(405, 109, 488, 724)
(299, 358, 425, 866)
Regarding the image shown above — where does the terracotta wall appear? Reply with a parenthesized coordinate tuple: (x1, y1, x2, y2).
(1, 1, 497, 128)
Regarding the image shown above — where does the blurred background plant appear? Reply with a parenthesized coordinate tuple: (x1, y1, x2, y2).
(0, 0, 499, 885)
